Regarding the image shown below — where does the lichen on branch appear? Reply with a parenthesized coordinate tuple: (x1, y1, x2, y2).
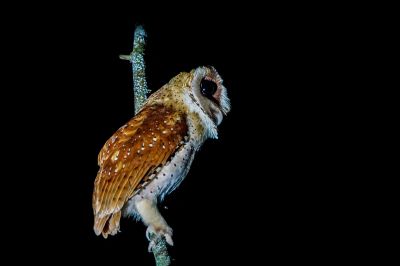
(120, 25, 171, 266)
(120, 25, 151, 115)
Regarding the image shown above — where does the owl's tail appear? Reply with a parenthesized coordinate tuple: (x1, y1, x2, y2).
(93, 211, 121, 238)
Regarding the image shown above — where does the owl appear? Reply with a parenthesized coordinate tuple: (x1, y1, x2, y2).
(92, 66, 230, 249)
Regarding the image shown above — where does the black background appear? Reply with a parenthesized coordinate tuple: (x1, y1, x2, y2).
(6, 3, 352, 264)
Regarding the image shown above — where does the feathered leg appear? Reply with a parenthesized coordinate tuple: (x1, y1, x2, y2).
(135, 199, 173, 251)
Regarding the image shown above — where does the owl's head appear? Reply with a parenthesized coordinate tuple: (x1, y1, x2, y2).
(147, 66, 230, 139)
(187, 66, 230, 126)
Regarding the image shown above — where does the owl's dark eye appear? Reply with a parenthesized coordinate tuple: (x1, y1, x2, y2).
(200, 79, 217, 97)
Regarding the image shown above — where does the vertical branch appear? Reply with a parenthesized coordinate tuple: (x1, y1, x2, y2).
(150, 233, 172, 266)
(120, 25, 151, 115)
(119, 25, 172, 266)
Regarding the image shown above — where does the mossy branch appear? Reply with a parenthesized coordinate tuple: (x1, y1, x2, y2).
(119, 25, 151, 115)
(120, 25, 171, 266)
(149, 233, 172, 266)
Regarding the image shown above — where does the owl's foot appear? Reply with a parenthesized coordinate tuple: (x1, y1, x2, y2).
(146, 225, 174, 252)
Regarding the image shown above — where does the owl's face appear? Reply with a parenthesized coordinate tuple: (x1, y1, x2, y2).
(188, 66, 230, 126)
(147, 66, 230, 139)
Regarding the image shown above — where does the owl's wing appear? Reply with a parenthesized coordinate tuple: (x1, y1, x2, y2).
(92, 105, 188, 237)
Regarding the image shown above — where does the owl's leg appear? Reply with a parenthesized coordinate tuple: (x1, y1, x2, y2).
(135, 199, 173, 251)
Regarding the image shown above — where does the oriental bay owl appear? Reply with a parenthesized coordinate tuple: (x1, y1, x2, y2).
(92, 66, 230, 248)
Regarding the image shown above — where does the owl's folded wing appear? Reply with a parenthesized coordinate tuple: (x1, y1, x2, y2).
(92, 105, 188, 237)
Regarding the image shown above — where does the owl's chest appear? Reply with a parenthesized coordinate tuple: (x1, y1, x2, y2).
(135, 141, 196, 202)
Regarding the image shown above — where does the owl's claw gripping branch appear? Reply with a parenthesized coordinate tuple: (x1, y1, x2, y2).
(136, 199, 174, 252)
(146, 225, 174, 252)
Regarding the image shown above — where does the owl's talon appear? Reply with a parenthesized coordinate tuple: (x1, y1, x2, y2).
(148, 240, 156, 252)
(146, 225, 174, 252)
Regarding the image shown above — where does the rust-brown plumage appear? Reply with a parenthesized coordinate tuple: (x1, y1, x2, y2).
(92, 67, 230, 246)
(93, 105, 188, 237)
